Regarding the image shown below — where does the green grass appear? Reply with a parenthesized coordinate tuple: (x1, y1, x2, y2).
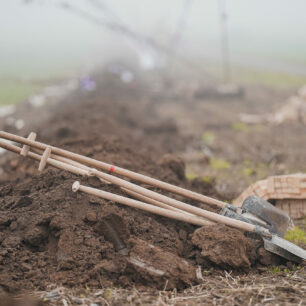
(285, 226, 306, 245)
(209, 158, 231, 171)
(233, 67, 306, 89)
(201, 176, 212, 184)
(186, 173, 197, 180)
(201, 131, 216, 144)
(0, 80, 43, 105)
(231, 122, 249, 132)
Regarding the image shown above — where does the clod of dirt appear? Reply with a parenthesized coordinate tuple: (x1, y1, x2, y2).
(192, 224, 253, 269)
(158, 154, 186, 181)
(126, 238, 198, 290)
(23, 226, 48, 247)
(257, 247, 284, 266)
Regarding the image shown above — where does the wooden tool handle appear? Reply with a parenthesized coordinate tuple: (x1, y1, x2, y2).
(0, 139, 257, 233)
(87, 168, 256, 232)
(0, 140, 194, 218)
(0, 134, 256, 232)
(0, 131, 226, 209)
(72, 181, 212, 227)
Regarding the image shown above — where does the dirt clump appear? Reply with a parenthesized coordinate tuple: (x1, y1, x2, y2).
(191, 224, 278, 269)
(158, 153, 186, 180)
(125, 238, 198, 290)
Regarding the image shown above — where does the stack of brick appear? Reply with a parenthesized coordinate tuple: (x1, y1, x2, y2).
(234, 174, 306, 219)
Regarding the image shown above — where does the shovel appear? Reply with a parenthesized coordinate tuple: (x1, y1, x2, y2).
(72, 181, 306, 263)
(0, 131, 291, 237)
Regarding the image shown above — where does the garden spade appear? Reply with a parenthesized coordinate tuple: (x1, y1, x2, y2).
(71, 181, 306, 263)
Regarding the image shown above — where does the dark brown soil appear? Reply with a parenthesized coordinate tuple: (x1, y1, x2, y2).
(0, 69, 300, 297)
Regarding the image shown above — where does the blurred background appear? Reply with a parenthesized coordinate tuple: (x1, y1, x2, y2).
(1, 0, 306, 198)
(1, 0, 306, 105)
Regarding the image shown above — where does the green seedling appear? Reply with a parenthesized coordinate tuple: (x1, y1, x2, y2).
(201, 131, 216, 144)
(285, 226, 306, 245)
(186, 173, 197, 180)
(270, 266, 282, 274)
(104, 288, 113, 300)
(243, 167, 253, 177)
(201, 176, 212, 184)
(231, 122, 249, 132)
(210, 158, 231, 170)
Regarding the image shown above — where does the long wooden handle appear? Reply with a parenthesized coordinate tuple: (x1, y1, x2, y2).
(0, 140, 196, 218)
(0, 138, 256, 232)
(0, 140, 87, 176)
(72, 181, 213, 227)
(0, 131, 226, 209)
(37, 149, 193, 216)
(87, 169, 256, 232)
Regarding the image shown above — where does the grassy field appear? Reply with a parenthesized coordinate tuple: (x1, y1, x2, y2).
(0, 79, 44, 106)
(233, 67, 306, 89)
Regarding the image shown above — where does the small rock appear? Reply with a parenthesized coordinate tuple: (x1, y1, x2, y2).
(86, 211, 97, 222)
(10, 221, 18, 231)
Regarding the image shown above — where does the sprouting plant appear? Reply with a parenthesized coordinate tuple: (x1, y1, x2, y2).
(285, 227, 306, 245)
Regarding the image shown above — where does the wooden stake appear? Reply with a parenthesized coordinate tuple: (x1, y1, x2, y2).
(72, 181, 212, 227)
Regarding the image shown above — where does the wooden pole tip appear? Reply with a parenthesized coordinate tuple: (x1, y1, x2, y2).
(88, 168, 96, 176)
(72, 181, 80, 192)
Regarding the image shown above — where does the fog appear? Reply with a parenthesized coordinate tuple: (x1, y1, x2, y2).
(1, 0, 306, 78)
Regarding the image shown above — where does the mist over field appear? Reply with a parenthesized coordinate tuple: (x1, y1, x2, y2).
(0, 0, 306, 80)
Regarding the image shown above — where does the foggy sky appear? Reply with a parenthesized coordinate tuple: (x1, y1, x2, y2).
(1, 0, 306, 78)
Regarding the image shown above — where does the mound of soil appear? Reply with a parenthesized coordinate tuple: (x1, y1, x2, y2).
(0, 70, 281, 294)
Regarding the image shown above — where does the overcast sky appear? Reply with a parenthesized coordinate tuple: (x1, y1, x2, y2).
(1, 0, 306, 78)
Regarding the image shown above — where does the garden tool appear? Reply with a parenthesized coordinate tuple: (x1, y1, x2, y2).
(0, 130, 292, 237)
(71, 181, 306, 263)
(0, 137, 305, 263)
(0, 131, 292, 237)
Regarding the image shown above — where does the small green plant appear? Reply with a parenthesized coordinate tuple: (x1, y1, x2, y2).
(201, 176, 212, 183)
(186, 173, 197, 180)
(270, 266, 281, 274)
(285, 226, 306, 244)
(243, 167, 253, 177)
(104, 288, 113, 300)
(210, 158, 231, 170)
(231, 122, 249, 132)
(201, 131, 216, 144)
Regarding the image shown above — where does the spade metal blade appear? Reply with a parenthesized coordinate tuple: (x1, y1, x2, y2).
(263, 235, 306, 263)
